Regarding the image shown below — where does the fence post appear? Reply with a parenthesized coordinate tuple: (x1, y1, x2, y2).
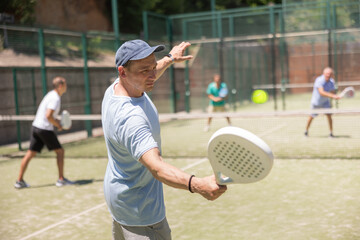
(326, 0, 332, 68)
(229, 16, 236, 111)
(143, 11, 149, 41)
(332, 5, 337, 82)
(12, 68, 22, 150)
(166, 16, 176, 113)
(279, 10, 286, 110)
(111, 0, 120, 49)
(38, 28, 47, 96)
(269, 6, 277, 111)
(182, 20, 190, 113)
(82, 33, 93, 137)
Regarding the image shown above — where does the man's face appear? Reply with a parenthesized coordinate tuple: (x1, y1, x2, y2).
(323, 69, 332, 81)
(214, 75, 221, 85)
(58, 81, 67, 95)
(123, 54, 157, 95)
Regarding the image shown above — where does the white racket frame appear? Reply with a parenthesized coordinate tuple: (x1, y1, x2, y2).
(208, 126, 274, 185)
(339, 86, 355, 98)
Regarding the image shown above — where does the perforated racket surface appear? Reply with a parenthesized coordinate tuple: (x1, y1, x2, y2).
(61, 110, 72, 130)
(208, 126, 274, 185)
(339, 86, 355, 98)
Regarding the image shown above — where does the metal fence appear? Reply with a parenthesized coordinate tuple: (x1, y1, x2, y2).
(144, 0, 360, 112)
(1, 0, 360, 147)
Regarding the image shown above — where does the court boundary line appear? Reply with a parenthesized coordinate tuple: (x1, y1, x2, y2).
(19, 158, 207, 240)
(258, 123, 288, 138)
(19, 203, 106, 240)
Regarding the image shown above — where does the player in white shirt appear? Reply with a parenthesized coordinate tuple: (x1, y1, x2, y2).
(14, 76, 74, 189)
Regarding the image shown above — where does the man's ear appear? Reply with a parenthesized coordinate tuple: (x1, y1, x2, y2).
(118, 66, 126, 78)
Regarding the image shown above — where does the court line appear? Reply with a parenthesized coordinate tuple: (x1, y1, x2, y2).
(181, 158, 208, 171)
(258, 123, 288, 138)
(19, 203, 106, 240)
(19, 159, 206, 240)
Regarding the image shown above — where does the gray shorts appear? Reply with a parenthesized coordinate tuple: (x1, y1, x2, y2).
(112, 218, 171, 240)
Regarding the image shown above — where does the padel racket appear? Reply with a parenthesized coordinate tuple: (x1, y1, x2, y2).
(219, 87, 228, 98)
(208, 126, 274, 185)
(339, 86, 355, 98)
(60, 110, 72, 130)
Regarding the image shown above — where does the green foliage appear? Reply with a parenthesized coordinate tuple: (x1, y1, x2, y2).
(0, 0, 36, 25)
(116, 0, 283, 35)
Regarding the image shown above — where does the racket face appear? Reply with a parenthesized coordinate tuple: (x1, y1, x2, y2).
(208, 127, 273, 184)
(346, 89, 354, 98)
(219, 88, 228, 98)
(61, 110, 72, 130)
(341, 87, 355, 98)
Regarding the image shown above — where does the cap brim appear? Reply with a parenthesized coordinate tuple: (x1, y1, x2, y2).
(131, 45, 165, 61)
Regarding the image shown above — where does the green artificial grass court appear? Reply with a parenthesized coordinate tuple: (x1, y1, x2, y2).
(0, 92, 359, 239)
(1, 157, 360, 240)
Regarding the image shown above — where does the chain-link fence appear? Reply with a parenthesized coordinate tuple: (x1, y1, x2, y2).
(144, 0, 360, 112)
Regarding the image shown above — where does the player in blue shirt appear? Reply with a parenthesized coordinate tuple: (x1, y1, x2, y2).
(102, 40, 227, 240)
(305, 67, 341, 137)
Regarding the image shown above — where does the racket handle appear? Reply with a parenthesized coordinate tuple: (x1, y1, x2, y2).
(216, 172, 233, 185)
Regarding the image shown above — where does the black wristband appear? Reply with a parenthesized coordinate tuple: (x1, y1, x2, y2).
(165, 53, 175, 63)
(188, 175, 195, 193)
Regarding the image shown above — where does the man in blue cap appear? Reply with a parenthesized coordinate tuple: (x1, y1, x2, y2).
(101, 40, 227, 240)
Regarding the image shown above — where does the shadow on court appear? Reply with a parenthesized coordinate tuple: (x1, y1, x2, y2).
(317, 135, 351, 138)
(27, 178, 104, 189)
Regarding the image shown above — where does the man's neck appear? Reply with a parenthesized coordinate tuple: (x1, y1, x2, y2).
(54, 88, 62, 96)
(114, 80, 143, 98)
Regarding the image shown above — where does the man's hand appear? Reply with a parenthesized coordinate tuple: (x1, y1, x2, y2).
(46, 108, 63, 131)
(191, 175, 227, 201)
(168, 41, 193, 63)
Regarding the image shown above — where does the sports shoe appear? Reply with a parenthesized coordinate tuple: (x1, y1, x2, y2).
(329, 133, 334, 138)
(14, 180, 30, 189)
(56, 178, 75, 187)
(304, 131, 308, 137)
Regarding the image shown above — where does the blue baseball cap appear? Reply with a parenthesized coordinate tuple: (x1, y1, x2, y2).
(115, 39, 165, 68)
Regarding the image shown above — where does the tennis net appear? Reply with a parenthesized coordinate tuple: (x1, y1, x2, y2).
(1, 109, 359, 159)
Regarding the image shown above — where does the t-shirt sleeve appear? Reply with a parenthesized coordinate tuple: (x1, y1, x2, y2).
(47, 96, 60, 111)
(314, 77, 325, 89)
(206, 83, 212, 95)
(118, 114, 158, 161)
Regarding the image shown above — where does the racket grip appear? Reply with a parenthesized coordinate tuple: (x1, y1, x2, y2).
(216, 172, 233, 185)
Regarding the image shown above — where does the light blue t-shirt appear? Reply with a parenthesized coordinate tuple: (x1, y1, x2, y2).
(311, 75, 336, 107)
(101, 78, 165, 226)
(207, 82, 227, 107)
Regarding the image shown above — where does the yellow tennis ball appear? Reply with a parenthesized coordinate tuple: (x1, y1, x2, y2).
(252, 90, 268, 104)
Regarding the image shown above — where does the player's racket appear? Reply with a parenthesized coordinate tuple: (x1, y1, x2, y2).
(60, 110, 72, 130)
(208, 126, 274, 185)
(219, 87, 228, 98)
(339, 86, 355, 98)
